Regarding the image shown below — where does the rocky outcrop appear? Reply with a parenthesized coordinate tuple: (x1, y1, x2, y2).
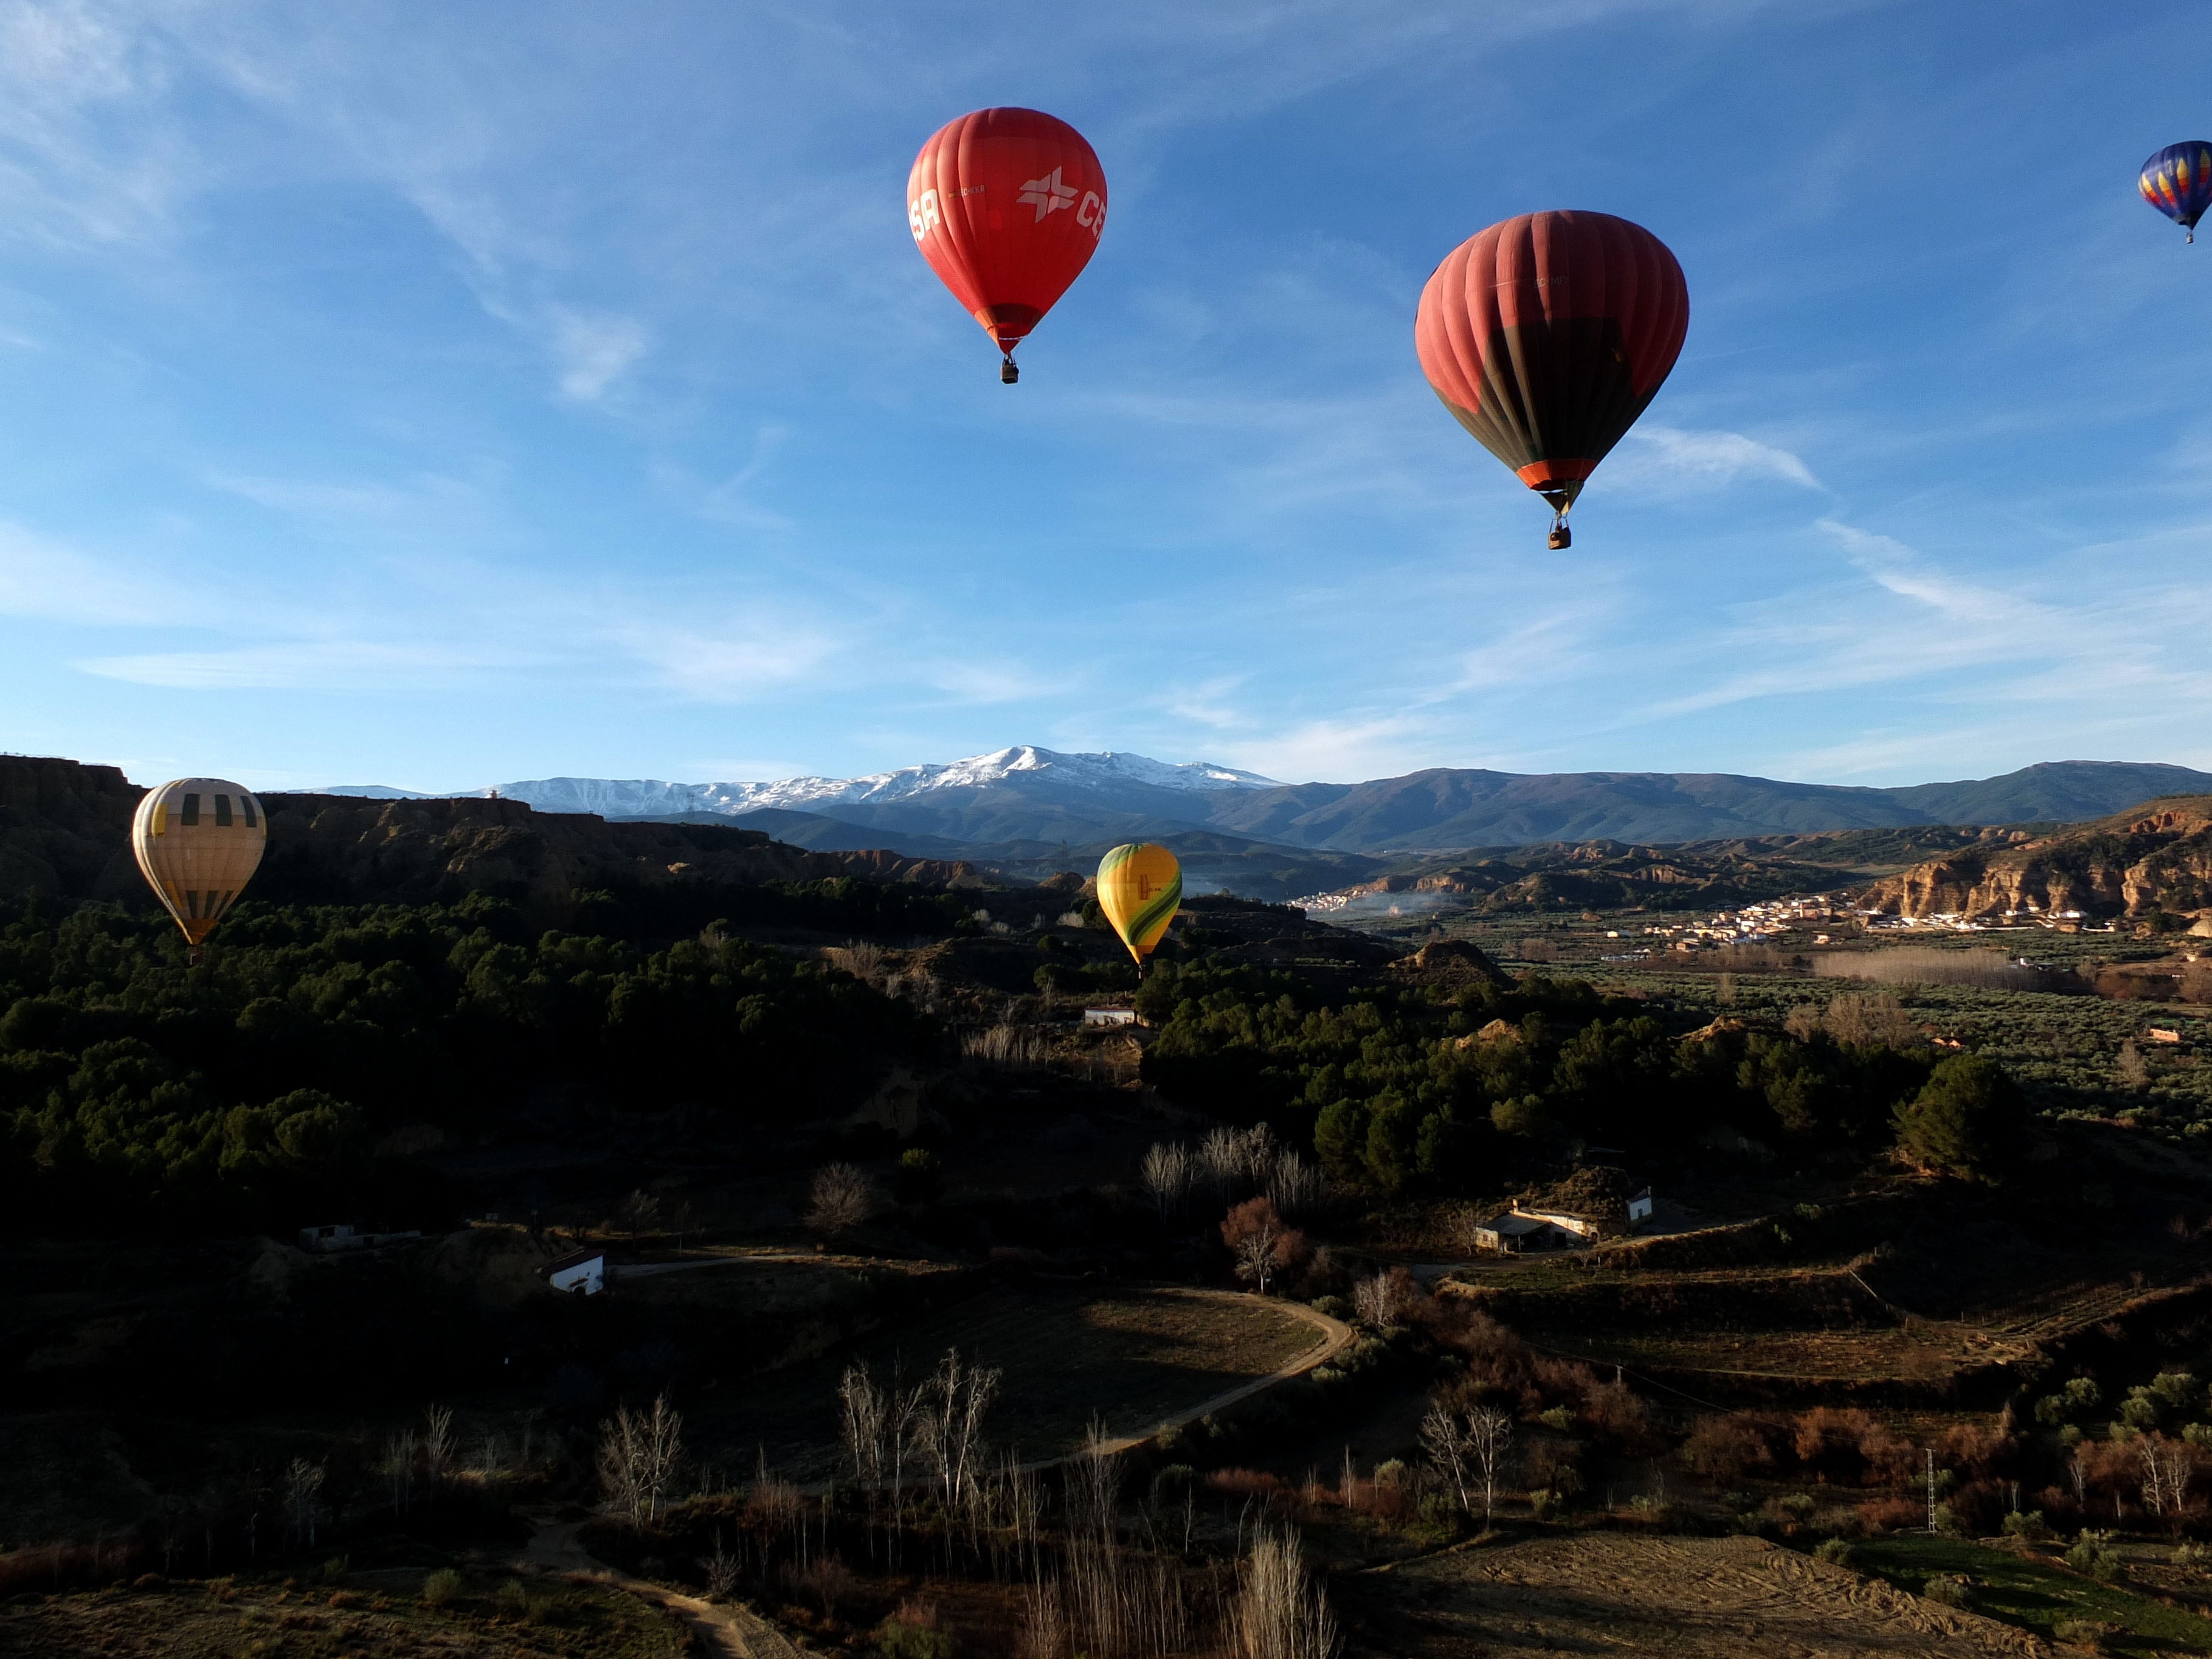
(0, 755, 143, 900)
(0, 755, 999, 909)
(1856, 797, 2212, 922)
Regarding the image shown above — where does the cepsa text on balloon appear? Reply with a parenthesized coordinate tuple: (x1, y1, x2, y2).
(908, 189, 942, 243)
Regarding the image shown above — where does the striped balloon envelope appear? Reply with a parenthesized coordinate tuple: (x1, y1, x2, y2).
(1415, 210, 1688, 548)
(1096, 843, 1181, 971)
(2140, 141, 2212, 242)
(131, 777, 266, 958)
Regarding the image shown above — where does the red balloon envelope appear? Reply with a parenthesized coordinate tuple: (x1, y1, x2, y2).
(907, 107, 1107, 382)
(1415, 210, 1687, 547)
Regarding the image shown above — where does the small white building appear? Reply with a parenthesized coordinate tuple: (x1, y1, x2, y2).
(1083, 1008, 1138, 1027)
(1627, 1188, 1654, 1224)
(547, 1249, 606, 1296)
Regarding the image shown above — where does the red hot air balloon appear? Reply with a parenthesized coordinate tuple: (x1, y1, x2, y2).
(1415, 211, 1688, 549)
(907, 108, 1107, 383)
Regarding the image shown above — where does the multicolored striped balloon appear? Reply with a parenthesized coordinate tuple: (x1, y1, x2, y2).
(1096, 842, 1181, 969)
(2140, 141, 2212, 243)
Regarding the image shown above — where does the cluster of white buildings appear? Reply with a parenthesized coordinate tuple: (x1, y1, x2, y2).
(1857, 907, 2104, 934)
(1605, 896, 1844, 954)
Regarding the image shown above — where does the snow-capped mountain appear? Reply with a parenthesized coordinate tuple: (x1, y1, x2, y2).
(489, 746, 1278, 820)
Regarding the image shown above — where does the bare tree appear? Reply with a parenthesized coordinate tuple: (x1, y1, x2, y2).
(1419, 1404, 1473, 1512)
(281, 1458, 325, 1549)
(617, 1188, 663, 1235)
(838, 1362, 889, 1492)
(382, 1427, 418, 1516)
(806, 1163, 883, 1236)
(1235, 1526, 1338, 1659)
(1141, 1141, 1193, 1220)
(2140, 1435, 2192, 1521)
(1237, 1228, 1282, 1296)
(2120, 1039, 2152, 1090)
(703, 1530, 740, 1599)
(920, 1348, 1000, 1508)
(1352, 1272, 1404, 1329)
(422, 1404, 457, 1491)
(1465, 1407, 1515, 1526)
(598, 1394, 686, 1525)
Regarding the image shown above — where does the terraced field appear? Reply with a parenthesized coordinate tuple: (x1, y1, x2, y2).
(1339, 1533, 2051, 1658)
(680, 1284, 1335, 1484)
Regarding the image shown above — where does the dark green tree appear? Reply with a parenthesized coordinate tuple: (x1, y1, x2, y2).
(1893, 1053, 2025, 1180)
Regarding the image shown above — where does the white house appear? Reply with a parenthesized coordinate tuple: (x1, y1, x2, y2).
(547, 1249, 606, 1296)
(1628, 1188, 1655, 1224)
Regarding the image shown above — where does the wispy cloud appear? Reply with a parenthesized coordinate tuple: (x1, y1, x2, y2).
(1606, 426, 1823, 494)
(548, 305, 649, 401)
(0, 520, 184, 625)
(78, 639, 536, 690)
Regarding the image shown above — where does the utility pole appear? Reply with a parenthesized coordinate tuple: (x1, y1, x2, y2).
(1925, 1448, 1937, 1533)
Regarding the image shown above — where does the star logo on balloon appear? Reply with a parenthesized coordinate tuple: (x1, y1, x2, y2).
(1017, 167, 1077, 222)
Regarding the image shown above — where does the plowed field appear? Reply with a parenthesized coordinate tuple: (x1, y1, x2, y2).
(1340, 1533, 2053, 1658)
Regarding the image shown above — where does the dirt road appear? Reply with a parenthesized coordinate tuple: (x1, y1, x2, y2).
(513, 1508, 809, 1659)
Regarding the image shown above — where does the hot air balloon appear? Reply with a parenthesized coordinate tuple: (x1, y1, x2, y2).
(907, 107, 1107, 383)
(1096, 842, 1181, 973)
(131, 777, 266, 961)
(1414, 210, 1688, 549)
(2140, 142, 2212, 243)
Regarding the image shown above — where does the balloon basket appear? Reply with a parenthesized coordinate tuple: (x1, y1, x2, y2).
(1000, 358, 1019, 384)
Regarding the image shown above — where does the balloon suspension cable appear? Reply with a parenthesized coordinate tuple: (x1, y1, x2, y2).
(1000, 353, 1019, 384)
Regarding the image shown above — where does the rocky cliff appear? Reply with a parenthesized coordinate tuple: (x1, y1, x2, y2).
(1856, 797, 2212, 923)
(0, 756, 994, 909)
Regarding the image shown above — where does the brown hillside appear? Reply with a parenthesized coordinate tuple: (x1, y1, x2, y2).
(0, 755, 990, 907)
(1856, 795, 2212, 923)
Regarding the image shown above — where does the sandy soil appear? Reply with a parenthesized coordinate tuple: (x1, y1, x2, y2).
(1339, 1533, 2055, 1658)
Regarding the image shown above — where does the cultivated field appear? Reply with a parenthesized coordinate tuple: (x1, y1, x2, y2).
(682, 1284, 1333, 1483)
(1339, 1533, 2053, 1658)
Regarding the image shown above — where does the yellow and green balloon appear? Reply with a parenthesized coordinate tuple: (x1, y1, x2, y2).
(1096, 842, 1181, 969)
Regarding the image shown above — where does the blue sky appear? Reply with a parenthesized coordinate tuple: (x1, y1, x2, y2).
(1, 1, 2207, 792)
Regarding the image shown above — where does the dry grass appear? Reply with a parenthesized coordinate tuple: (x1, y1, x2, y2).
(1339, 1533, 2050, 1658)
(684, 1287, 1325, 1483)
(0, 1572, 691, 1657)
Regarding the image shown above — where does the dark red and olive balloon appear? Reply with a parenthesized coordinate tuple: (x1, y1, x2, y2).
(2140, 141, 2212, 243)
(1415, 211, 1688, 549)
(908, 108, 1107, 383)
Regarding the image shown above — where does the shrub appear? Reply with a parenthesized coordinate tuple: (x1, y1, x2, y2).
(1681, 1413, 1777, 1484)
(1813, 1538, 1858, 1567)
(877, 1599, 955, 1659)
(2065, 1530, 2126, 1583)
(1921, 1574, 1975, 1610)
(422, 1568, 462, 1605)
(2176, 1540, 2212, 1568)
(2052, 1618, 2120, 1652)
(494, 1579, 531, 1616)
(320, 1556, 349, 1584)
(2002, 1509, 2051, 1540)
(892, 1148, 945, 1204)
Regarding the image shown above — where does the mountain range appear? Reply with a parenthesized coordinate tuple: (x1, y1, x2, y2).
(321, 748, 2212, 861)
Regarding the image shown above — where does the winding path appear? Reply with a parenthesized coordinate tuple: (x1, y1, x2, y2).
(508, 1282, 1353, 1652)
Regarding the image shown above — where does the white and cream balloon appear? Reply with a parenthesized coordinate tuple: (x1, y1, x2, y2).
(130, 777, 266, 959)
